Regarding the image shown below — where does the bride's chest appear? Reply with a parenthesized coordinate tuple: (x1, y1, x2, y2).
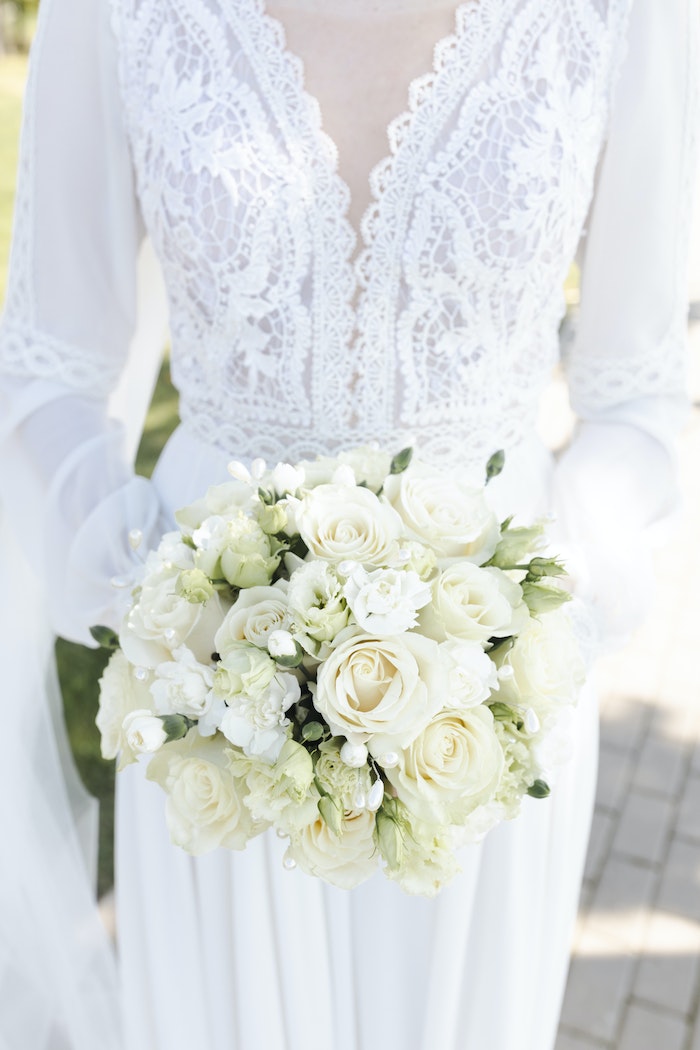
(114, 0, 628, 317)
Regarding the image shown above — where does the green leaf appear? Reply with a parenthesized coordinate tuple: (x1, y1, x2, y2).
(485, 449, 505, 483)
(389, 446, 413, 475)
(89, 625, 120, 651)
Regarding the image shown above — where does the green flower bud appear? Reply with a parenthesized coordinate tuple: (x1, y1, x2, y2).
(389, 446, 413, 476)
(527, 778, 551, 799)
(318, 794, 343, 837)
(490, 521, 546, 568)
(521, 580, 571, 615)
(257, 502, 288, 535)
(176, 568, 216, 604)
(374, 807, 405, 870)
(159, 713, 193, 742)
(485, 449, 505, 483)
(525, 557, 567, 581)
(90, 625, 120, 651)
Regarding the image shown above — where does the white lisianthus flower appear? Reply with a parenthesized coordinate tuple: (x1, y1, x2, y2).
(498, 609, 585, 712)
(387, 817, 461, 897)
(219, 671, 300, 763)
(193, 514, 280, 588)
(439, 639, 499, 708)
(383, 465, 500, 565)
(421, 562, 528, 645)
(214, 642, 277, 699)
(314, 629, 446, 749)
(96, 651, 156, 769)
(150, 646, 215, 718)
(295, 484, 402, 566)
(286, 808, 378, 889)
(386, 706, 504, 825)
(389, 540, 437, 581)
(147, 733, 260, 854)
(175, 480, 253, 532)
(343, 566, 432, 635)
(214, 581, 289, 655)
(122, 710, 168, 755)
(286, 561, 350, 658)
(242, 740, 317, 828)
(121, 563, 228, 669)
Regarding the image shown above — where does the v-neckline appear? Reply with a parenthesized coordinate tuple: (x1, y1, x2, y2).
(248, 0, 474, 261)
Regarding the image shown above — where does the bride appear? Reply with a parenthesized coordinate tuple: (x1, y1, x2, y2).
(0, 0, 697, 1047)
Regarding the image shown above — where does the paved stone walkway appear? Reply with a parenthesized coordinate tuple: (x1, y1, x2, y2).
(554, 313, 700, 1050)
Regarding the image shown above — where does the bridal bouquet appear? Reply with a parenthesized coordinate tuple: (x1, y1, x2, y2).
(95, 446, 584, 896)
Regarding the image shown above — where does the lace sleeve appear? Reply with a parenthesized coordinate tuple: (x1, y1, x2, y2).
(0, 0, 168, 646)
(553, 0, 699, 643)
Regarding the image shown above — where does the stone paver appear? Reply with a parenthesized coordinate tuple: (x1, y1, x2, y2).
(555, 307, 700, 1049)
(616, 1002, 689, 1050)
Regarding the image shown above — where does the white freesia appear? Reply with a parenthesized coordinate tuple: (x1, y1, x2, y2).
(296, 484, 402, 565)
(219, 671, 300, 762)
(286, 561, 350, 658)
(314, 629, 446, 749)
(147, 734, 259, 853)
(150, 646, 215, 718)
(343, 566, 431, 635)
(286, 808, 378, 889)
(383, 464, 500, 564)
(122, 710, 167, 755)
(214, 581, 289, 655)
(421, 562, 529, 644)
(386, 705, 504, 824)
(96, 652, 156, 770)
(440, 639, 500, 707)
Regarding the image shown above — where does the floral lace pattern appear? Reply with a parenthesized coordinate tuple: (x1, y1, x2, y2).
(13, 0, 687, 472)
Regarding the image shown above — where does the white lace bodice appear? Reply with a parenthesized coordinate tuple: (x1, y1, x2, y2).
(3, 0, 695, 477)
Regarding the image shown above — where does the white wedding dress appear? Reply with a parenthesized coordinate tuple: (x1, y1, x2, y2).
(0, 0, 697, 1048)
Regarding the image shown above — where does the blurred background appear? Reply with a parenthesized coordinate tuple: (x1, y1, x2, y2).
(1, 8, 699, 1048)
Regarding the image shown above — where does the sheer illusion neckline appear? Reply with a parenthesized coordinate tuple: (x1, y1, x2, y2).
(245, 0, 476, 259)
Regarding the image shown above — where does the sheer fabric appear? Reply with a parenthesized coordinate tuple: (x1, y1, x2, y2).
(0, 0, 697, 1047)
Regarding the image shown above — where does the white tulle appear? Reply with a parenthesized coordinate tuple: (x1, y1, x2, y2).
(0, 0, 697, 1047)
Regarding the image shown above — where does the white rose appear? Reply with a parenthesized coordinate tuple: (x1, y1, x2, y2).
(499, 609, 585, 711)
(286, 561, 350, 658)
(122, 710, 167, 755)
(121, 565, 228, 668)
(439, 639, 500, 707)
(150, 646, 215, 718)
(314, 629, 446, 749)
(343, 566, 432, 635)
(383, 464, 500, 564)
(296, 484, 403, 565)
(147, 733, 260, 854)
(421, 562, 528, 644)
(214, 581, 289, 655)
(96, 651, 156, 769)
(386, 705, 504, 825)
(219, 670, 300, 763)
(286, 808, 378, 889)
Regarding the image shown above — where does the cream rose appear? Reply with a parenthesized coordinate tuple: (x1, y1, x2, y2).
(296, 484, 402, 565)
(96, 651, 156, 769)
(313, 629, 446, 749)
(421, 562, 529, 644)
(286, 808, 378, 889)
(121, 565, 228, 668)
(214, 581, 289, 654)
(386, 705, 504, 824)
(383, 465, 500, 564)
(146, 734, 259, 854)
(499, 609, 585, 711)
